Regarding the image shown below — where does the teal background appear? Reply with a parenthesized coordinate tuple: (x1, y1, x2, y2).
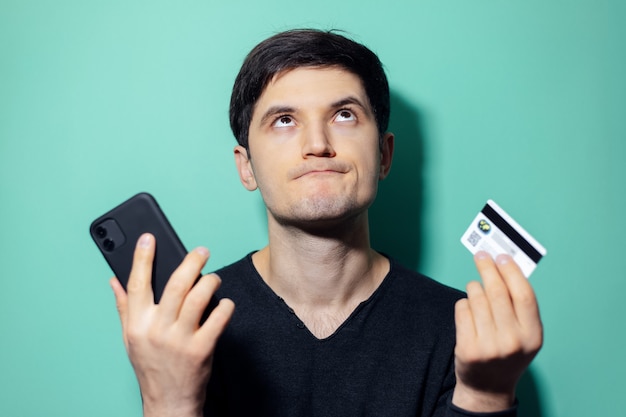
(1, 1, 624, 416)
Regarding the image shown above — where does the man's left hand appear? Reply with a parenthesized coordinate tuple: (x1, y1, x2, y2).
(452, 251, 543, 412)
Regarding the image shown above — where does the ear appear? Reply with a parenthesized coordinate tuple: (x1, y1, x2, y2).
(379, 132, 394, 180)
(234, 145, 258, 191)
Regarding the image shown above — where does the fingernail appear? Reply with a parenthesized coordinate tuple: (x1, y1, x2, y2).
(195, 247, 209, 257)
(496, 253, 511, 265)
(138, 233, 152, 248)
(475, 251, 490, 260)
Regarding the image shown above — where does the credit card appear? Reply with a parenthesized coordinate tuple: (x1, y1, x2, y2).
(460, 199, 546, 277)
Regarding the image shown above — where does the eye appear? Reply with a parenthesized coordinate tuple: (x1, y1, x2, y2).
(272, 115, 295, 128)
(334, 109, 356, 122)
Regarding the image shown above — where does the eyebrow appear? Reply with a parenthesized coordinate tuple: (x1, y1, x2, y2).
(258, 105, 296, 127)
(257, 95, 373, 127)
(330, 96, 371, 113)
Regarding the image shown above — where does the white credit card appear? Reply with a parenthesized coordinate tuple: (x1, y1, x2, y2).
(460, 199, 547, 278)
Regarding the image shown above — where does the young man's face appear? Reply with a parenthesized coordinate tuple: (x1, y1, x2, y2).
(235, 66, 393, 229)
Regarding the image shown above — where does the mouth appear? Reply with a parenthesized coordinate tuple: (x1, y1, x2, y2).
(297, 169, 342, 179)
(289, 162, 350, 180)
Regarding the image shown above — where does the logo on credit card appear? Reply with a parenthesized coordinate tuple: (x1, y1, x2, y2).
(478, 219, 491, 234)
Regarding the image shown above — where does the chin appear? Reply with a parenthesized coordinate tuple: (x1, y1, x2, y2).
(273, 194, 373, 230)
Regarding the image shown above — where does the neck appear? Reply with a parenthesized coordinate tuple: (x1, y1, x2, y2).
(252, 211, 389, 338)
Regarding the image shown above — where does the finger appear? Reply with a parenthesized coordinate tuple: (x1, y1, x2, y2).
(178, 273, 223, 327)
(465, 280, 496, 340)
(110, 276, 129, 346)
(126, 233, 156, 312)
(494, 254, 542, 335)
(474, 252, 518, 332)
(196, 298, 235, 349)
(454, 298, 476, 343)
(158, 246, 210, 323)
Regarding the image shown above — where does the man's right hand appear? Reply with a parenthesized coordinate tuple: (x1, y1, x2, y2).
(110, 233, 235, 417)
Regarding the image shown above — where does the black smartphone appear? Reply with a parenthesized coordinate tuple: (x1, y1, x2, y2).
(90, 192, 188, 303)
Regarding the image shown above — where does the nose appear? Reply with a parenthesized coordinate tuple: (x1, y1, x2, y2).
(301, 123, 336, 158)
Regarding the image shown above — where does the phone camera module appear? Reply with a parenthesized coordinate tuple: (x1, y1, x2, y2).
(92, 218, 126, 252)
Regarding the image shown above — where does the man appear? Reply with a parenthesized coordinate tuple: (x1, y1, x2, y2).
(110, 29, 543, 417)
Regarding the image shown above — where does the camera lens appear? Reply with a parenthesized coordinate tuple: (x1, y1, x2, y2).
(103, 238, 115, 251)
(95, 226, 107, 238)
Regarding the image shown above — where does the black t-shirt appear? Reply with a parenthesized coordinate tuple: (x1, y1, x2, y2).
(204, 253, 516, 417)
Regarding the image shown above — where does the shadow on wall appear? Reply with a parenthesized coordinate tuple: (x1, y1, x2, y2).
(370, 91, 546, 417)
(517, 368, 545, 417)
(370, 90, 424, 271)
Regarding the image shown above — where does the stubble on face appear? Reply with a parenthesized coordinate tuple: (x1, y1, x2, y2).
(258, 160, 379, 232)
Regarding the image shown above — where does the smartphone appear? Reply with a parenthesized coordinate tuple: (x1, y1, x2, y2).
(90, 192, 188, 303)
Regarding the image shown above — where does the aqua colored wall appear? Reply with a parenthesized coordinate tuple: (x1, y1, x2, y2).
(1, 1, 624, 416)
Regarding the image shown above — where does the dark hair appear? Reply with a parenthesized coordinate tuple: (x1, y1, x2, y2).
(229, 29, 390, 150)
